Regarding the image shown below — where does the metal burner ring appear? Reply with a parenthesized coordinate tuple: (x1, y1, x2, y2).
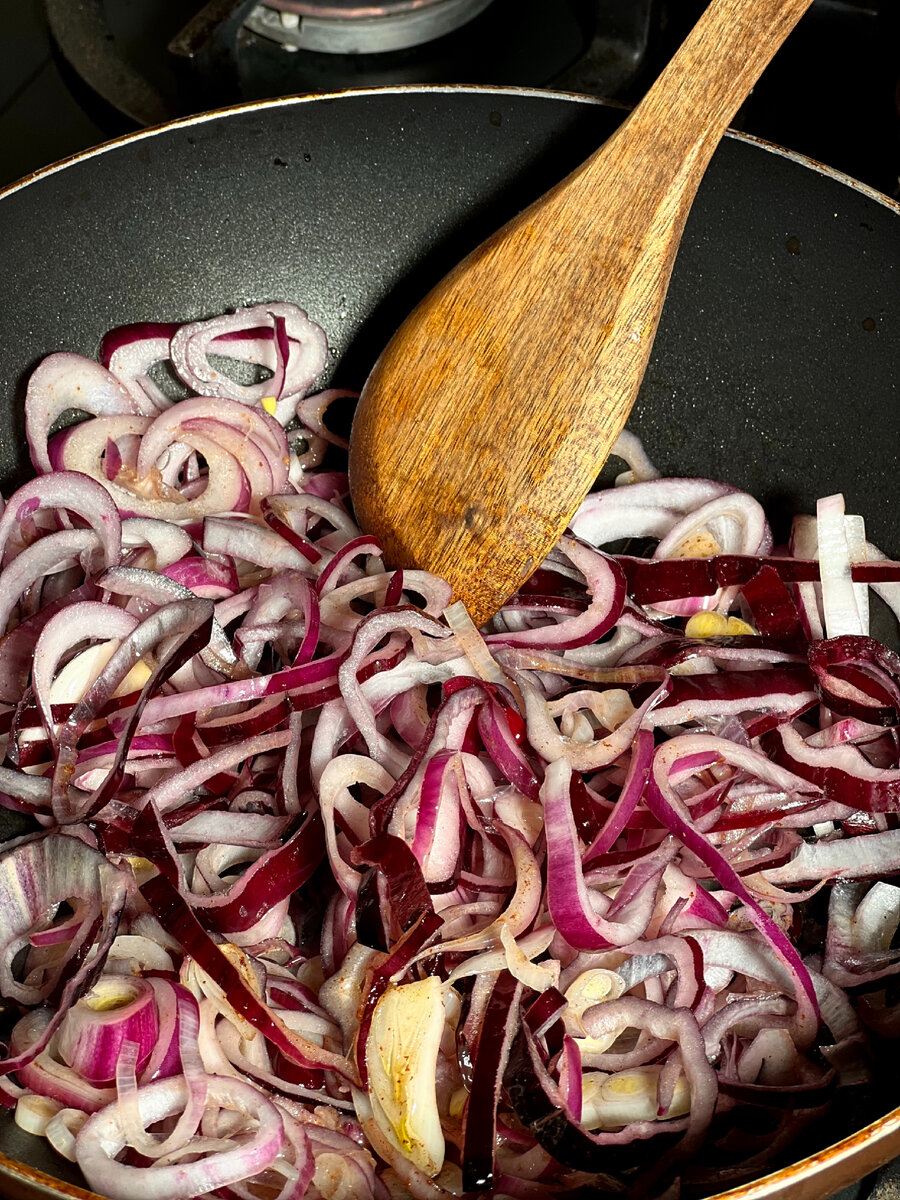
(246, 0, 494, 54)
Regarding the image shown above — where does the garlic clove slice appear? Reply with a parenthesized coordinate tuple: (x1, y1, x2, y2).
(366, 976, 446, 1177)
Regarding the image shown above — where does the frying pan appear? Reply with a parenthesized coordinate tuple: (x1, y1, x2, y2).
(0, 85, 898, 1200)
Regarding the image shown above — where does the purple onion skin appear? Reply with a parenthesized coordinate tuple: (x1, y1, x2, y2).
(461, 971, 522, 1192)
(350, 833, 434, 938)
(616, 553, 900, 606)
(99, 323, 180, 366)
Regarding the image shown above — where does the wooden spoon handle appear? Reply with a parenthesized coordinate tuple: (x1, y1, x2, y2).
(522, 0, 817, 525)
(614, 0, 814, 173)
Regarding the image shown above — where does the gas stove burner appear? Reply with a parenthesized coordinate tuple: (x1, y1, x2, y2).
(45, 0, 596, 129)
(246, 0, 495, 54)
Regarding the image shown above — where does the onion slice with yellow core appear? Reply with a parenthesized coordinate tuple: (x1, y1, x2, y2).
(57, 975, 158, 1083)
(581, 1065, 691, 1130)
(365, 976, 446, 1177)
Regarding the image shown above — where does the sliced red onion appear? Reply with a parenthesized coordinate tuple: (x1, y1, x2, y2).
(407, 823, 542, 963)
(161, 555, 238, 598)
(522, 675, 668, 770)
(461, 971, 522, 1191)
(10, 323, 900, 1197)
(316, 533, 385, 595)
(167, 809, 292, 847)
(260, 497, 322, 565)
(486, 538, 625, 651)
(140, 980, 199, 1085)
(763, 828, 900, 886)
(788, 512, 824, 640)
(643, 666, 816, 730)
(650, 491, 772, 617)
(338, 607, 448, 771)
(98, 567, 236, 670)
(0, 834, 113, 1005)
(169, 303, 327, 421)
(295, 386, 354, 453)
(121, 516, 193, 568)
(1, 873, 128, 1079)
(0, 529, 101, 638)
(543, 758, 671, 949)
(76, 1073, 285, 1200)
(135, 397, 291, 497)
(10, 1009, 117, 1113)
(100, 321, 180, 409)
(107, 932, 174, 975)
(583, 729, 654, 860)
(864, 538, 900, 628)
(571, 478, 733, 547)
(50, 413, 147, 475)
(807, 635, 900, 726)
(318, 755, 397, 899)
(702, 994, 795, 1060)
(762, 722, 900, 813)
(817, 494, 865, 637)
(56, 416, 252, 520)
(647, 739, 820, 1046)
(615, 552, 900, 606)
(173, 815, 322, 936)
(185, 421, 277, 501)
(57, 975, 158, 1083)
(352, 834, 435, 940)
(0, 471, 121, 569)
(504, 1001, 701, 1180)
(605, 428, 662, 484)
(45, 1107, 88, 1162)
(741, 565, 804, 639)
(139, 728, 291, 815)
(475, 694, 541, 799)
(51, 596, 215, 822)
(582, 998, 717, 1148)
(14, 1094, 63, 1137)
(410, 751, 463, 883)
(137, 646, 344, 725)
(32, 602, 140, 741)
(140, 869, 352, 1079)
(25, 354, 154, 474)
(203, 515, 314, 574)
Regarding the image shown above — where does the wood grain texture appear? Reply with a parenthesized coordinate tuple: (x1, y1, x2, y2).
(348, 0, 815, 626)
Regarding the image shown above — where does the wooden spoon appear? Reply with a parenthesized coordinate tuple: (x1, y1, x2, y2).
(348, 0, 814, 627)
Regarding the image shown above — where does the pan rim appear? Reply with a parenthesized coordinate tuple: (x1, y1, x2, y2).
(0, 1149, 104, 1200)
(1, 80, 899, 1200)
(0, 83, 897, 218)
(709, 1103, 900, 1200)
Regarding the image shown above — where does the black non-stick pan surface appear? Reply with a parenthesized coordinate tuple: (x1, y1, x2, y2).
(0, 85, 898, 1198)
(0, 86, 898, 548)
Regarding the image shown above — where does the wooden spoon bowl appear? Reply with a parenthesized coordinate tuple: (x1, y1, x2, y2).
(349, 0, 815, 626)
